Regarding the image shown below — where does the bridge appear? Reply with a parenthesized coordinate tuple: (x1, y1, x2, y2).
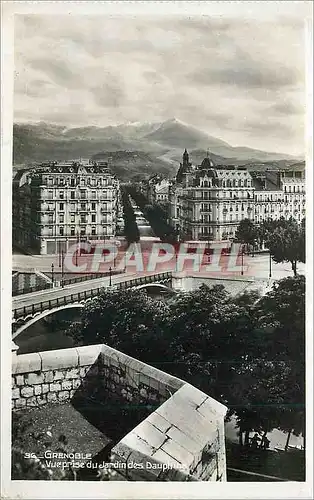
(12, 272, 173, 338)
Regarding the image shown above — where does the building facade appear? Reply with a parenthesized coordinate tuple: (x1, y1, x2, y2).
(167, 150, 305, 242)
(13, 160, 120, 255)
(172, 151, 254, 241)
(252, 170, 305, 225)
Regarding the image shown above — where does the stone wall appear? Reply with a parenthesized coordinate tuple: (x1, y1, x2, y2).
(111, 383, 227, 481)
(12, 345, 103, 410)
(172, 274, 266, 296)
(12, 344, 183, 411)
(12, 343, 227, 482)
(12, 271, 51, 296)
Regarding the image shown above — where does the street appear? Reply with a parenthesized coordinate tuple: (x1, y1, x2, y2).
(13, 251, 306, 281)
(225, 416, 303, 453)
(12, 271, 139, 309)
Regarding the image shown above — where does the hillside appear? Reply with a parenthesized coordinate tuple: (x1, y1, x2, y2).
(91, 150, 173, 179)
(13, 119, 302, 179)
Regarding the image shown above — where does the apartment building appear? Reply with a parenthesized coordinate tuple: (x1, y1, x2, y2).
(170, 151, 254, 241)
(253, 170, 305, 225)
(168, 150, 305, 242)
(13, 160, 120, 255)
(13, 169, 34, 251)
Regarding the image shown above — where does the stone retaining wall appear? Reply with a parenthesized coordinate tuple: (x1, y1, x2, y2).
(12, 345, 103, 410)
(12, 344, 183, 411)
(12, 343, 227, 482)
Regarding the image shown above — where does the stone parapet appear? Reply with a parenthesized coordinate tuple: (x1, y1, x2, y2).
(11, 343, 227, 481)
(111, 382, 227, 482)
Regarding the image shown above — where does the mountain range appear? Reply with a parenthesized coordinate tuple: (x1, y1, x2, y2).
(13, 118, 304, 179)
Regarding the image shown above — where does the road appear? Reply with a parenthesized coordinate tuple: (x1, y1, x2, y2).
(12, 271, 139, 310)
(13, 252, 305, 281)
(225, 416, 303, 452)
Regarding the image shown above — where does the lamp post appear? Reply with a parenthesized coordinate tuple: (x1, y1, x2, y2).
(241, 244, 244, 276)
(51, 263, 54, 287)
(58, 241, 61, 268)
(75, 231, 80, 267)
(109, 266, 112, 287)
(61, 250, 64, 288)
(269, 251, 272, 278)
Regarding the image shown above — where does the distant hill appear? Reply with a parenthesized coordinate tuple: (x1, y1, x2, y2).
(144, 118, 230, 151)
(13, 119, 303, 180)
(91, 150, 173, 179)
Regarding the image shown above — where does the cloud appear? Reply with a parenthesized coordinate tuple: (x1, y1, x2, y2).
(13, 14, 306, 155)
(192, 63, 300, 90)
(270, 101, 304, 116)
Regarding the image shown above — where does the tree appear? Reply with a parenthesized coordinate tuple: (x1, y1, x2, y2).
(229, 275, 305, 445)
(235, 219, 258, 252)
(263, 218, 305, 276)
(253, 275, 305, 446)
(66, 276, 305, 448)
(120, 187, 140, 243)
(67, 288, 169, 361)
(127, 186, 177, 243)
(161, 285, 260, 400)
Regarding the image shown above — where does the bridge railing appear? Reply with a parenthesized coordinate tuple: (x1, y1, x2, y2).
(12, 272, 173, 321)
(61, 269, 125, 286)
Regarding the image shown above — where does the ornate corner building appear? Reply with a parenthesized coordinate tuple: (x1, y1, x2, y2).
(168, 150, 305, 241)
(13, 159, 121, 255)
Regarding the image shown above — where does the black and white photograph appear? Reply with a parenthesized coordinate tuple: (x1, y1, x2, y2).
(1, 1, 312, 499)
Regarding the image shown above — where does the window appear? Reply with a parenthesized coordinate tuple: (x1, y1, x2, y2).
(59, 215, 64, 223)
(91, 227, 96, 235)
(91, 214, 96, 222)
(81, 190, 86, 199)
(48, 226, 53, 236)
(59, 191, 64, 199)
(81, 179, 85, 186)
(48, 190, 53, 200)
(47, 177, 53, 186)
(70, 179, 75, 187)
(81, 203, 86, 210)
(48, 214, 53, 223)
(59, 203, 64, 211)
(59, 177, 65, 186)
(59, 227, 64, 236)
(80, 215, 86, 223)
(81, 228, 86, 236)
(91, 202, 96, 211)
(70, 191, 75, 199)
(70, 227, 75, 236)
(91, 191, 96, 198)
(70, 214, 75, 223)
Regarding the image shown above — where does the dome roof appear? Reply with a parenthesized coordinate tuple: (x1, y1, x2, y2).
(201, 157, 215, 168)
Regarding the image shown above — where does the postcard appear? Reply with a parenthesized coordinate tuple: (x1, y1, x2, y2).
(1, 1, 312, 499)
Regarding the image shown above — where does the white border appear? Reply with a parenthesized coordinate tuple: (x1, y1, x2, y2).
(1, 2, 313, 499)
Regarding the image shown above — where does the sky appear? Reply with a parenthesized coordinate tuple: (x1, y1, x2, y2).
(14, 14, 307, 156)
